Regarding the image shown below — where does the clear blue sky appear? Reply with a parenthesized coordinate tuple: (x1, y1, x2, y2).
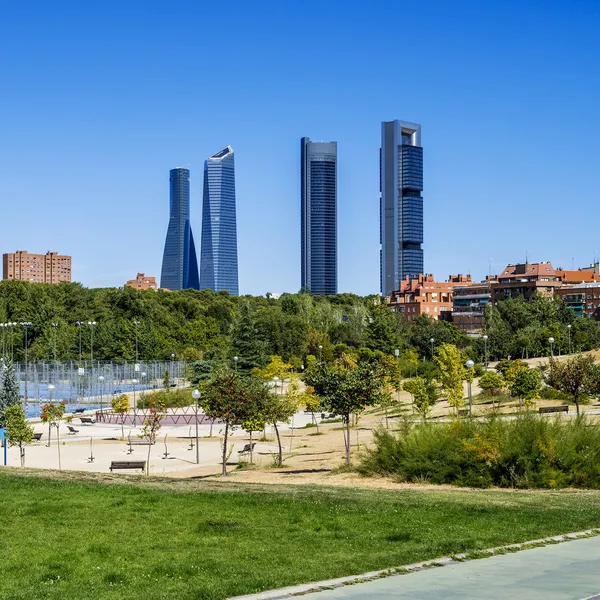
(1, 0, 599, 295)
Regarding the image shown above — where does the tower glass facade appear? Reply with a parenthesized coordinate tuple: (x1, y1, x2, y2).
(160, 167, 200, 291)
(301, 137, 337, 295)
(380, 120, 423, 296)
(199, 146, 239, 295)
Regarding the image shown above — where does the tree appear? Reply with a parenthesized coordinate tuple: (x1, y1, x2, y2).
(434, 343, 465, 411)
(546, 355, 598, 416)
(496, 359, 528, 385)
(510, 368, 542, 409)
(4, 404, 33, 466)
(0, 360, 21, 428)
(40, 402, 66, 469)
(479, 371, 505, 397)
(139, 400, 165, 474)
(403, 377, 438, 419)
(256, 355, 293, 381)
(264, 388, 298, 467)
(304, 360, 387, 466)
(202, 371, 269, 475)
(230, 302, 268, 371)
(111, 393, 129, 438)
(163, 369, 171, 390)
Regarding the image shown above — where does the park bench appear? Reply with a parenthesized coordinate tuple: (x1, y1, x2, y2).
(73, 408, 86, 414)
(33, 433, 43, 442)
(320, 413, 338, 420)
(238, 443, 256, 456)
(539, 405, 569, 414)
(80, 417, 95, 425)
(128, 440, 155, 446)
(67, 425, 79, 435)
(109, 460, 146, 473)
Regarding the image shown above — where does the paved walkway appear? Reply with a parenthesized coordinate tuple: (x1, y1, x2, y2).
(301, 536, 600, 600)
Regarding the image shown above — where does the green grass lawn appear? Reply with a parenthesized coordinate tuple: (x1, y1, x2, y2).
(2, 471, 600, 600)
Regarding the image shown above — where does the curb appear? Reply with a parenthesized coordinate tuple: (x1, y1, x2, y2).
(228, 528, 600, 599)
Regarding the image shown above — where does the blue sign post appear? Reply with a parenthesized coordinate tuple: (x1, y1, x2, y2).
(0, 428, 6, 466)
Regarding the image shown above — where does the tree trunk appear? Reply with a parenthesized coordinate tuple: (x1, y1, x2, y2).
(20, 444, 25, 467)
(273, 422, 283, 467)
(249, 430, 253, 464)
(221, 421, 229, 476)
(57, 426, 62, 470)
(385, 406, 389, 429)
(47, 423, 52, 447)
(575, 393, 580, 416)
(345, 414, 351, 466)
(147, 440, 152, 475)
(121, 416, 125, 439)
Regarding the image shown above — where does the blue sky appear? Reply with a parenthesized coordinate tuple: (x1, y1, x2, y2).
(1, 0, 599, 295)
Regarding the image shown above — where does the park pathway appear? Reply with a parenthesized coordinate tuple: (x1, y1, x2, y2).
(300, 535, 600, 599)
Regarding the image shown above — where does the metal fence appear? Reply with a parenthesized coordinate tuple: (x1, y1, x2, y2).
(9, 360, 187, 418)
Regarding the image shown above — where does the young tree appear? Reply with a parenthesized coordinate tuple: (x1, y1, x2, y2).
(434, 343, 465, 412)
(510, 368, 542, 409)
(40, 402, 66, 469)
(4, 404, 34, 466)
(0, 360, 21, 428)
(263, 388, 298, 467)
(546, 355, 598, 416)
(139, 401, 165, 475)
(479, 371, 506, 399)
(403, 377, 438, 419)
(111, 393, 129, 439)
(162, 369, 171, 391)
(256, 355, 293, 381)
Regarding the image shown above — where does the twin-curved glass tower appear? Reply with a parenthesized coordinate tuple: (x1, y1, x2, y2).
(160, 167, 200, 291)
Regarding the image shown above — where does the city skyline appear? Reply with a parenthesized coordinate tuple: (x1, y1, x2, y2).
(301, 137, 337, 295)
(2, 2, 600, 294)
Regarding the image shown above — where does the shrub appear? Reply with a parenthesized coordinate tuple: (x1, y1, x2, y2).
(137, 388, 194, 409)
(358, 415, 600, 489)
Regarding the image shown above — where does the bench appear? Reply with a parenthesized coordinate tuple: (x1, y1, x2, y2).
(128, 440, 154, 446)
(238, 443, 256, 456)
(110, 460, 146, 472)
(33, 433, 43, 442)
(539, 405, 569, 414)
(67, 425, 79, 435)
(80, 417, 95, 425)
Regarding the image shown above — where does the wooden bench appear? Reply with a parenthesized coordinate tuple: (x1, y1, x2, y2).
(128, 440, 154, 446)
(110, 461, 146, 472)
(33, 433, 43, 442)
(80, 417, 95, 425)
(238, 443, 256, 456)
(539, 405, 569, 414)
(67, 425, 79, 435)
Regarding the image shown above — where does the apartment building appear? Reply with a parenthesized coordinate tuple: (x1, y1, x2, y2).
(125, 273, 157, 291)
(3, 250, 71, 284)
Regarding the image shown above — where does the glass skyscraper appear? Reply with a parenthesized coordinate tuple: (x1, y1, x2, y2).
(160, 167, 200, 291)
(380, 120, 423, 296)
(199, 146, 239, 295)
(301, 137, 337, 295)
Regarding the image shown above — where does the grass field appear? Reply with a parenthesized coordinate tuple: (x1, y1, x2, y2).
(2, 471, 600, 599)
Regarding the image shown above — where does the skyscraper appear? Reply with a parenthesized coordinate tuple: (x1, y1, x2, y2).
(160, 167, 200, 291)
(301, 137, 337, 295)
(380, 120, 423, 296)
(199, 146, 239, 295)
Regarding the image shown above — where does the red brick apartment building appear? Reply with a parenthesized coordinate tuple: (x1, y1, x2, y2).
(3, 250, 71, 284)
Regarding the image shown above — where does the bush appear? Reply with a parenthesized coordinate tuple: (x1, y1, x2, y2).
(358, 415, 600, 489)
(539, 386, 571, 401)
(137, 388, 194, 409)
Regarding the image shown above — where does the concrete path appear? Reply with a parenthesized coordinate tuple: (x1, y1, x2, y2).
(301, 536, 600, 599)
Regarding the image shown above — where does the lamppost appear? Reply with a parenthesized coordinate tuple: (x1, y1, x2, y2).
(465, 360, 474, 416)
(549, 337, 555, 359)
(8, 322, 16, 362)
(318, 345, 323, 361)
(98, 375, 105, 411)
(87, 321, 96, 362)
(170, 353, 175, 388)
(132, 378, 138, 427)
(141, 372, 146, 409)
(47, 384, 55, 446)
(430, 337, 435, 360)
(51, 322, 59, 362)
(133, 320, 141, 363)
(75, 321, 84, 364)
(483, 335, 489, 371)
(192, 389, 201, 464)
(20, 322, 32, 404)
(233, 356, 238, 371)
(567, 325, 572, 355)
(0, 323, 5, 357)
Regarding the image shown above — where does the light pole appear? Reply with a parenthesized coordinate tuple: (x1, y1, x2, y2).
(133, 320, 141, 363)
(483, 335, 488, 371)
(47, 384, 55, 446)
(141, 372, 146, 408)
(75, 321, 84, 364)
(87, 321, 96, 362)
(465, 360, 474, 416)
(132, 378, 138, 427)
(318, 345, 323, 362)
(192, 389, 201, 464)
(0, 323, 5, 357)
(9, 322, 16, 362)
(170, 353, 175, 388)
(233, 356, 238, 371)
(549, 337, 555, 359)
(51, 322, 59, 362)
(98, 375, 105, 411)
(20, 322, 32, 404)
(567, 325, 572, 354)
(430, 337, 435, 360)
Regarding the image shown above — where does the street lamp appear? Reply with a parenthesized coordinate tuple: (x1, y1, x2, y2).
(87, 321, 97, 362)
(318, 345, 323, 361)
(51, 322, 59, 362)
(0, 323, 5, 357)
(47, 383, 55, 447)
(233, 356, 238, 371)
(170, 353, 175, 388)
(192, 389, 201, 464)
(75, 321, 84, 364)
(20, 322, 32, 404)
(273, 376, 280, 395)
(430, 338, 435, 360)
(132, 378, 138, 426)
(548, 337, 555, 359)
(141, 372, 147, 409)
(465, 360, 475, 416)
(483, 335, 489, 371)
(98, 375, 105, 411)
(133, 320, 141, 363)
(567, 325, 572, 355)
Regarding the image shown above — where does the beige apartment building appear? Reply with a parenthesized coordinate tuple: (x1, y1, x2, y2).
(125, 273, 158, 291)
(3, 251, 72, 284)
